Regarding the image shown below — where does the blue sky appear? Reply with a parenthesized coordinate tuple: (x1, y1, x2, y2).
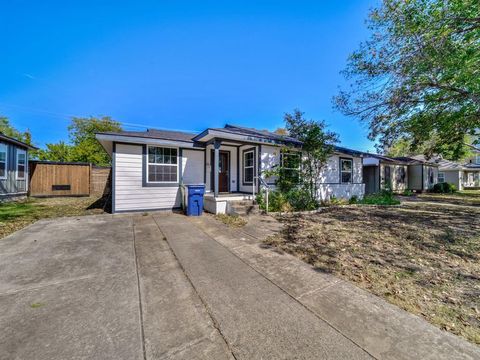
(0, 0, 377, 151)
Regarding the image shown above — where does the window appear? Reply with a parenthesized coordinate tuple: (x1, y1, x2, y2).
(340, 158, 353, 183)
(16, 149, 26, 180)
(0, 143, 6, 179)
(428, 167, 434, 185)
(438, 172, 445, 183)
(384, 165, 391, 187)
(147, 146, 178, 183)
(280, 151, 301, 183)
(243, 150, 255, 184)
(475, 155, 480, 165)
(396, 166, 406, 184)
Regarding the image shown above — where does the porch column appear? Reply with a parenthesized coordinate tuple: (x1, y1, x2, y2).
(214, 139, 221, 197)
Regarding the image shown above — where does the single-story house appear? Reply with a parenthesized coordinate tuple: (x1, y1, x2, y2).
(363, 154, 409, 194)
(96, 124, 365, 214)
(363, 154, 438, 193)
(0, 133, 36, 201)
(417, 151, 480, 190)
(395, 156, 439, 192)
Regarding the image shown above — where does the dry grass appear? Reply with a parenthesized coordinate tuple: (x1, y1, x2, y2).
(0, 196, 109, 239)
(417, 190, 480, 207)
(267, 200, 480, 344)
(214, 214, 248, 228)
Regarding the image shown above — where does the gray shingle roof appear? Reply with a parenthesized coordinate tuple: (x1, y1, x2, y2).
(97, 129, 197, 143)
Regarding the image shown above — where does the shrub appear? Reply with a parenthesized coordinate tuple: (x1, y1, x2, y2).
(285, 188, 318, 211)
(256, 190, 293, 212)
(349, 195, 359, 204)
(359, 192, 400, 205)
(402, 189, 414, 196)
(432, 182, 457, 194)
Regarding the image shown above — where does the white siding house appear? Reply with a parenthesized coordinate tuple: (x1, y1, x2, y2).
(97, 125, 367, 214)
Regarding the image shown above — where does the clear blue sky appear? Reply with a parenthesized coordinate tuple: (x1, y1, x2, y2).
(0, 0, 377, 151)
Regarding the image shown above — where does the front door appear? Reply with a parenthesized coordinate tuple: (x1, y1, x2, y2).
(211, 151, 229, 193)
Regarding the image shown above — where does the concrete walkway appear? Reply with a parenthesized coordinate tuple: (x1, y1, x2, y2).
(0, 213, 478, 359)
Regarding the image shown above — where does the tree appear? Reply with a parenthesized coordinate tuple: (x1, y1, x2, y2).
(36, 142, 72, 162)
(334, 0, 480, 160)
(265, 110, 338, 209)
(0, 116, 33, 144)
(67, 116, 121, 166)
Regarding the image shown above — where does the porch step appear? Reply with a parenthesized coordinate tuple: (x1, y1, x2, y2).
(227, 201, 260, 216)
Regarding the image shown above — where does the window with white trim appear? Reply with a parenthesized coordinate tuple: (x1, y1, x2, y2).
(243, 150, 254, 184)
(340, 158, 353, 183)
(147, 146, 178, 183)
(438, 172, 445, 183)
(16, 149, 26, 180)
(280, 151, 301, 183)
(475, 155, 480, 164)
(0, 143, 7, 179)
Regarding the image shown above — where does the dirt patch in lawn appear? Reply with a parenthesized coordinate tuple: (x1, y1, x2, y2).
(266, 202, 480, 344)
(0, 196, 109, 239)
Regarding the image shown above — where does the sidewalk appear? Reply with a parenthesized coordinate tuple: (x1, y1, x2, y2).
(184, 213, 480, 360)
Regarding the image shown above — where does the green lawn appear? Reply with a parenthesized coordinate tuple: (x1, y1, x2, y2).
(0, 197, 108, 239)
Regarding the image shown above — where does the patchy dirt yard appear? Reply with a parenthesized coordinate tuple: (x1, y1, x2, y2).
(0, 196, 109, 239)
(415, 190, 480, 207)
(266, 200, 480, 344)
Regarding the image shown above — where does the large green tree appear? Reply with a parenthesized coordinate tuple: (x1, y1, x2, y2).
(68, 116, 121, 166)
(38, 116, 121, 166)
(0, 116, 33, 145)
(335, 0, 480, 159)
(36, 142, 72, 162)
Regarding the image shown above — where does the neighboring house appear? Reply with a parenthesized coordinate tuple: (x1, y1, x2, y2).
(363, 154, 438, 193)
(96, 124, 365, 214)
(363, 154, 409, 194)
(418, 149, 480, 190)
(0, 133, 37, 201)
(396, 156, 439, 192)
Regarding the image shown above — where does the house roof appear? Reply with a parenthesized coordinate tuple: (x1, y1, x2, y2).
(364, 153, 409, 164)
(0, 133, 37, 150)
(96, 124, 365, 157)
(97, 128, 197, 143)
(400, 155, 439, 166)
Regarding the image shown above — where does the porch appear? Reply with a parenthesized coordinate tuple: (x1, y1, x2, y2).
(203, 193, 258, 215)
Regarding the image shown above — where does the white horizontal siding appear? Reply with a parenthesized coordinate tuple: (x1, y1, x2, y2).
(114, 143, 181, 212)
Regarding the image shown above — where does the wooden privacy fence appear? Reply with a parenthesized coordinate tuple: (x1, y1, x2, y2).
(29, 161, 111, 197)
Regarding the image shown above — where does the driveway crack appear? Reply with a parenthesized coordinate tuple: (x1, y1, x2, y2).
(151, 216, 238, 360)
(132, 218, 147, 360)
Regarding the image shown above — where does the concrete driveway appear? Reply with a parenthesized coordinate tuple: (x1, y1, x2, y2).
(0, 213, 478, 360)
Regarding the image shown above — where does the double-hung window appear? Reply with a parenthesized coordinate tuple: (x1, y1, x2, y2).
(0, 143, 7, 179)
(243, 150, 254, 184)
(438, 172, 445, 183)
(280, 151, 300, 183)
(147, 146, 178, 183)
(16, 149, 26, 180)
(340, 158, 353, 183)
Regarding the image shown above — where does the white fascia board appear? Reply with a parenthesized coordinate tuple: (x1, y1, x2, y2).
(95, 134, 204, 149)
(200, 129, 290, 146)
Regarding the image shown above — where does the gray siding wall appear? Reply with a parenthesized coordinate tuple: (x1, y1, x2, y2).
(0, 142, 28, 196)
(114, 143, 181, 212)
(442, 170, 462, 190)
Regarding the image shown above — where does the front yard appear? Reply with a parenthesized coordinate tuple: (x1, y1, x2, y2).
(0, 196, 109, 239)
(265, 195, 480, 344)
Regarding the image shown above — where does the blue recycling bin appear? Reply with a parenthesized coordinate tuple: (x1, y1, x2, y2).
(186, 184, 205, 216)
